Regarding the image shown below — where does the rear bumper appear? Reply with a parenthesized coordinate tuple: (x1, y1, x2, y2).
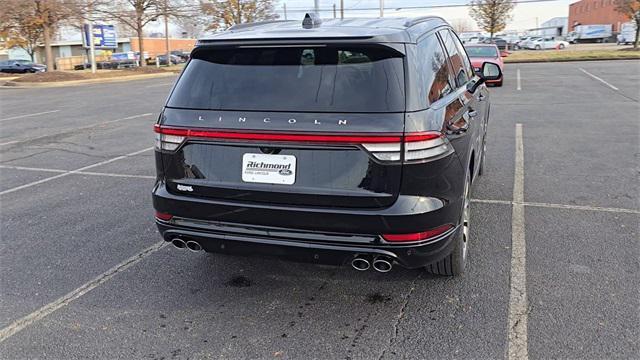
(152, 180, 463, 268)
(156, 218, 460, 269)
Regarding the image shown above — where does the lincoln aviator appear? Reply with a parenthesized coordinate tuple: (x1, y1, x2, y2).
(152, 15, 501, 275)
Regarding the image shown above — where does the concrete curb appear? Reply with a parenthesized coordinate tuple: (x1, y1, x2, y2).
(505, 56, 640, 64)
(1, 72, 177, 88)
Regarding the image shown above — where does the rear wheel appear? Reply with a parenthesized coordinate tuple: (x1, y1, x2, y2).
(426, 171, 470, 276)
(559, 43, 566, 50)
(535, 45, 542, 50)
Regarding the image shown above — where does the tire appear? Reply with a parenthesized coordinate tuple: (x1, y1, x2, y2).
(426, 171, 470, 276)
(559, 43, 565, 50)
(535, 45, 541, 50)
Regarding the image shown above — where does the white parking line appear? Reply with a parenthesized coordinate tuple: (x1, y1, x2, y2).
(516, 69, 521, 91)
(0, 147, 153, 196)
(0, 240, 167, 343)
(524, 201, 639, 214)
(579, 68, 619, 91)
(0, 113, 153, 147)
(508, 123, 528, 360)
(0, 165, 155, 180)
(472, 199, 640, 215)
(0, 110, 60, 123)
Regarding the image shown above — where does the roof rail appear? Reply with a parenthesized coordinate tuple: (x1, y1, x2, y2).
(403, 16, 445, 28)
(228, 20, 293, 31)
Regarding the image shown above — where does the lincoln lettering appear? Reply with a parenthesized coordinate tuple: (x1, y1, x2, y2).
(197, 115, 348, 126)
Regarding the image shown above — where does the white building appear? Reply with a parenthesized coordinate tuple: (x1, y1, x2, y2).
(528, 17, 569, 37)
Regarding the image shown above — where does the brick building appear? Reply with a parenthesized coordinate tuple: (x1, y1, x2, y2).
(568, 0, 631, 32)
(129, 37, 196, 56)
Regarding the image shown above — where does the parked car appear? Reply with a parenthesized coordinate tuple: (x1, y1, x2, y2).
(0, 59, 46, 73)
(464, 36, 483, 44)
(152, 15, 501, 276)
(170, 50, 190, 62)
(464, 44, 504, 86)
(481, 37, 507, 50)
(514, 36, 539, 50)
(147, 54, 181, 66)
(526, 37, 569, 50)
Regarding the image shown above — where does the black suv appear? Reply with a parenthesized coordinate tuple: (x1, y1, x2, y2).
(153, 15, 501, 276)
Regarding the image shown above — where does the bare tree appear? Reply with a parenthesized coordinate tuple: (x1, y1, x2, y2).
(92, 0, 195, 66)
(93, 0, 165, 66)
(451, 19, 474, 34)
(200, 0, 278, 31)
(0, 0, 70, 70)
(615, 0, 640, 48)
(0, 0, 44, 62)
(469, 0, 514, 40)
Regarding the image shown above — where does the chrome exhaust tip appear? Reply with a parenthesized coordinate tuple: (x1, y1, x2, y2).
(171, 238, 187, 249)
(372, 257, 393, 273)
(351, 257, 370, 271)
(186, 240, 203, 252)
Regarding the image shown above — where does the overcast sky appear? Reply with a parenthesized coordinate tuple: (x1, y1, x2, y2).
(274, 0, 574, 31)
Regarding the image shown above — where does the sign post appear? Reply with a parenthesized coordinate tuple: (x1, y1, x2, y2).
(83, 24, 118, 72)
(88, 22, 96, 73)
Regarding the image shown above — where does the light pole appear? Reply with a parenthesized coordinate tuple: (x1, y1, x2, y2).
(88, 22, 97, 74)
(164, 0, 170, 66)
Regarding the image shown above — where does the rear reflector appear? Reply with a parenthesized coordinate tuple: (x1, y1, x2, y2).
(154, 125, 453, 162)
(382, 224, 453, 242)
(155, 211, 173, 221)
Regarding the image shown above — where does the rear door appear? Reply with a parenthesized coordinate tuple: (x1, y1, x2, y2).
(438, 29, 483, 173)
(157, 44, 407, 209)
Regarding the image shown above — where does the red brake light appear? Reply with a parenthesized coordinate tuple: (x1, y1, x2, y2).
(155, 211, 173, 221)
(154, 125, 453, 162)
(154, 125, 403, 144)
(382, 224, 453, 242)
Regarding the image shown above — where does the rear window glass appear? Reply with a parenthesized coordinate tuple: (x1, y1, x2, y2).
(465, 46, 498, 58)
(167, 45, 405, 113)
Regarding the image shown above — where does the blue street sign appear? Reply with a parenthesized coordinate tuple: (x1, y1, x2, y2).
(83, 24, 117, 49)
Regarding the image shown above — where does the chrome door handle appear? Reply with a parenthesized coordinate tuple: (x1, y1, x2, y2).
(468, 110, 478, 117)
(479, 94, 486, 101)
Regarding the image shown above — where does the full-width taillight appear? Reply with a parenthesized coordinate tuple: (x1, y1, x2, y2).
(154, 125, 453, 162)
(382, 224, 453, 243)
(362, 131, 453, 163)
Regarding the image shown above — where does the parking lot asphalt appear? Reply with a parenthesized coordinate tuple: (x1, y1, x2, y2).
(0, 60, 638, 359)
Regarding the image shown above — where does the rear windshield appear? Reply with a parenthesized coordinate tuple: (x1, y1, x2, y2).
(167, 45, 405, 113)
(465, 46, 498, 58)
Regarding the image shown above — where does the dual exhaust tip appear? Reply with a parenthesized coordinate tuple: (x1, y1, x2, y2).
(170, 238, 203, 252)
(171, 238, 392, 272)
(352, 255, 393, 273)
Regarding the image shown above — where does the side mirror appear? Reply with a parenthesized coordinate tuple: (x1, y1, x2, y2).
(467, 62, 502, 93)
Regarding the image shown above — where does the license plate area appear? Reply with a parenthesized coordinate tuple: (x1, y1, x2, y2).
(242, 153, 296, 185)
